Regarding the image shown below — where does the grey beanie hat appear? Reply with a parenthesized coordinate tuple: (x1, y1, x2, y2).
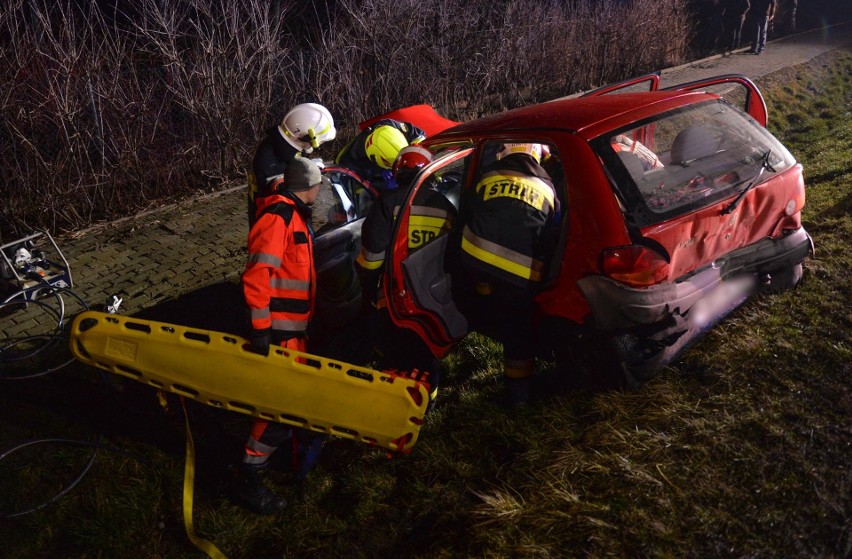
(284, 158, 329, 192)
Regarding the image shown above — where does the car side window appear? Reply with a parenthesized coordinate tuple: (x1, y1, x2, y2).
(314, 168, 377, 235)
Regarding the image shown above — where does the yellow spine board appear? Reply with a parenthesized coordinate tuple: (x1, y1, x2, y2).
(69, 311, 428, 451)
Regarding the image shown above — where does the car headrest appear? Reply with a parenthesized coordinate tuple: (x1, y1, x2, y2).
(671, 125, 718, 165)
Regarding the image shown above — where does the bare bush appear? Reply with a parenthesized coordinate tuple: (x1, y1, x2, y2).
(0, 0, 693, 240)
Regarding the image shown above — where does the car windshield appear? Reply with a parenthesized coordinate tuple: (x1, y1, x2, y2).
(594, 100, 795, 226)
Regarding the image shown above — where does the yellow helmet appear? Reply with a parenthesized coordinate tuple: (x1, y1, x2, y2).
(280, 103, 336, 153)
(497, 143, 543, 163)
(365, 125, 409, 169)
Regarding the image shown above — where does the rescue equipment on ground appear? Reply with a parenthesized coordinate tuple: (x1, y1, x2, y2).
(1, 230, 72, 302)
(69, 311, 430, 452)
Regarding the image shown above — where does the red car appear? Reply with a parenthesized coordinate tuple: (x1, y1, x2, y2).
(317, 75, 812, 382)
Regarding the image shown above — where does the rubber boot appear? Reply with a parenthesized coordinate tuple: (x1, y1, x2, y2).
(230, 463, 287, 515)
(504, 376, 532, 408)
(503, 358, 535, 408)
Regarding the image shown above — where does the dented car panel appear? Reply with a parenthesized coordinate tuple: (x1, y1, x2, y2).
(577, 226, 811, 374)
(639, 165, 806, 282)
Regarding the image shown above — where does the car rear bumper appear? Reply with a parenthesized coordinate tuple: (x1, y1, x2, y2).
(576, 226, 811, 375)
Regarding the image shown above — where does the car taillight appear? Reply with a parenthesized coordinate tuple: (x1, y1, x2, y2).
(601, 245, 670, 288)
(776, 177, 806, 232)
(786, 175, 806, 216)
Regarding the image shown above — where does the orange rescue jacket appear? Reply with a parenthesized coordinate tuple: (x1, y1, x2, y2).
(243, 193, 315, 343)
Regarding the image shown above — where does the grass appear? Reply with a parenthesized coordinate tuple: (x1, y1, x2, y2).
(1, 49, 850, 558)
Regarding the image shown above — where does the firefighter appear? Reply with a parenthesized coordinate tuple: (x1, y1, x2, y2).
(453, 143, 559, 407)
(247, 103, 336, 228)
(355, 145, 455, 408)
(335, 119, 426, 191)
(231, 157, 328, 515)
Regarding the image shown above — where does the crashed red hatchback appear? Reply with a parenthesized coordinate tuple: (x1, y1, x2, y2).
(363, 74, 813, 382)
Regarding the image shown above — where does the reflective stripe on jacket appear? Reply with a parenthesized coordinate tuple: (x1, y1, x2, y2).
(356, 185, 455, 306)
(243, 194, 315, 341)
(459, 154, 557, 290)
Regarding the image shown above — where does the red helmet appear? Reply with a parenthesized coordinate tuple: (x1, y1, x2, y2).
(392, 145, 433, 184)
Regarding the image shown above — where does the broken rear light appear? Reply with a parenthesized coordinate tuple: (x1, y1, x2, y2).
(601, 245, 669, 288)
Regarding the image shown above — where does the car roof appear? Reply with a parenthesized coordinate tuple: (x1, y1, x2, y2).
(430, 90, 719, 142)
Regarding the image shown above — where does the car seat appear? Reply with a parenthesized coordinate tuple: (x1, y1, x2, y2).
(617, 151, 646, 177)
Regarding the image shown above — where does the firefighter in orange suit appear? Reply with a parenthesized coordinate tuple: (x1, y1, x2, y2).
(453, 143, 559, 407)
(231, 157, 328, 515)
(355, 145, 455, 408)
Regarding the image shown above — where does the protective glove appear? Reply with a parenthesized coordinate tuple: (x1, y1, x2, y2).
(380, 170, 398, 190)
(249, 328, 272, 356)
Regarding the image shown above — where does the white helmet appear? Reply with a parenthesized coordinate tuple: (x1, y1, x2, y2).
(497, 143, 543, 163)
(279, 103, 336, 154)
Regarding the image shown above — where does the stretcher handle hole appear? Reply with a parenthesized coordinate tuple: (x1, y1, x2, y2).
(280, 414, 307, 427)
(331, 426, 358, 438)
(183, 331, 210, 344)
(115, 364, 142, 379)
(304, 357, 321, 369)
(172, 384, 199, 398)
(406, 386, 423, 407)
(346, 369, 374, 382)
(229, 401, 255, 414)
(78, 317, 98, 332)
(125, 321, 151, 333)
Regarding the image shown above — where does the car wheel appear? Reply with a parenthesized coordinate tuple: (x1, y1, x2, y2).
(573, 333, 641, 390)
(765, 263, 803, 293)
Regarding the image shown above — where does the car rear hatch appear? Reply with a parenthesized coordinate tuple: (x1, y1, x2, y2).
(591, 98, 805, 283)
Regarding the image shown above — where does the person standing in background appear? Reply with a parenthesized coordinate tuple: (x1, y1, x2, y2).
(748, 0, 777, 54)
(722, 0, 751, 51)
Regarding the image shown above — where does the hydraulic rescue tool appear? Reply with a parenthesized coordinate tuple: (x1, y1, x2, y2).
(1, 230, 72, 302)
(69, 311, 430, 452)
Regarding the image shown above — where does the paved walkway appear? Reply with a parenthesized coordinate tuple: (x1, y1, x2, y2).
(2, 21, 850, 338)
(661, 20, 852, 85)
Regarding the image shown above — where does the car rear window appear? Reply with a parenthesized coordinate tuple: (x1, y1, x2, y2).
(593, 100, 795, 227)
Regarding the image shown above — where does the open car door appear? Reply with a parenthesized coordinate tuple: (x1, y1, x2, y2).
(664, 74, 768, 127)
(310, 166, 381, 333)
(581, 72, 661, 97)
(384, 148, 475, 357)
